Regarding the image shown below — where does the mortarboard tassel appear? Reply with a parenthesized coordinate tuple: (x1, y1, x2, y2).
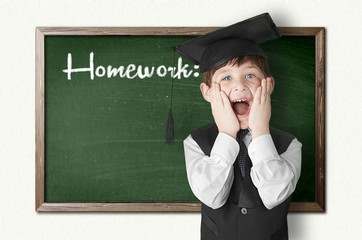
(166, 108, 174, 144)
(166, 50, 176, 144)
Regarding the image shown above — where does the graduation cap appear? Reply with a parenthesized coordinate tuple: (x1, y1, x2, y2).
(166, 13, 280, 143)
(173, 12, 280, 72)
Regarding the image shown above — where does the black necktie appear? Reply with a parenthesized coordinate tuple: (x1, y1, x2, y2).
(236, 129, 249, 177)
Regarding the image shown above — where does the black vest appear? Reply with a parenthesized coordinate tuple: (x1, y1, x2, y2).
(191, 124, 295, 240)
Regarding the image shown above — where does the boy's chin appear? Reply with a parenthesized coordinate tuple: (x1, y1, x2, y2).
(237, 116, 249, 130)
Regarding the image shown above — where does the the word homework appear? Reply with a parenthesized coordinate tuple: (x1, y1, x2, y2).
(62, 52, 200, 80)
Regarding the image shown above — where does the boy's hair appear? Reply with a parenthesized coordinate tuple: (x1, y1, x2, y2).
(202, 55, 271, 87)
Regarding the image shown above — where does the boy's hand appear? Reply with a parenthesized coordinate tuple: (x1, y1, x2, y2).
(249, 78, 273, 139)
(209, 83, 239, 139)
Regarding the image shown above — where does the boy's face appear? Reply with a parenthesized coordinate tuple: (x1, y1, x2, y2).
(201, 60, 274, 129)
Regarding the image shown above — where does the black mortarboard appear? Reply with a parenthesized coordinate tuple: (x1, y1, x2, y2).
(173, 13, 280, 72)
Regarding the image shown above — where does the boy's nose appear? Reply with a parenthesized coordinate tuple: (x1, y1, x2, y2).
(234, 87, 247, 91)
(233, 80, 248, 92)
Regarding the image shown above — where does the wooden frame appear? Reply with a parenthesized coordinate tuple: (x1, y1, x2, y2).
(36, 27, 325, 212)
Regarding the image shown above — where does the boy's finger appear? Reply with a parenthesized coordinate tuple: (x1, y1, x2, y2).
(209, 84, 217, 104)
(210, 83, 222, 107)
(209, 82, 217, 98)
(254, 86, 261, 104)
(262, 78, 269, 103)
(260, 79, 267, 103)
(262, 78, 270, 104)
(220, 91, 231, 109)
(266, 77, 272, 96)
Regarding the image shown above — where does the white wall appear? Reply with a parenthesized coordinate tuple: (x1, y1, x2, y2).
(1, 0, 362, 239)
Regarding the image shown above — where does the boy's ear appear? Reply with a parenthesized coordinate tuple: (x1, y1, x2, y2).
(270, 77, 275, 94)
(200, 83, 211, 102)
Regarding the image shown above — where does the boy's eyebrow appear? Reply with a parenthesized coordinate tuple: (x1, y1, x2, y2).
(215, 68, 230, 75)
(215, 65, 260, 76)
(243, 65, 261, 71)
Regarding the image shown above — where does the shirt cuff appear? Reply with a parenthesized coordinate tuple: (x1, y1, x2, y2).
(210, 133, 240, 165)
(248, 134, 280, 164)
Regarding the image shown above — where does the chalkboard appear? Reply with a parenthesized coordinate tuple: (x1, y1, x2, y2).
(36, 27, 325, 212)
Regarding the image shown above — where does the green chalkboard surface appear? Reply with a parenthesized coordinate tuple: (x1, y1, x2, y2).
(45, 35, 203, 202)
(36, 27, 325, 212)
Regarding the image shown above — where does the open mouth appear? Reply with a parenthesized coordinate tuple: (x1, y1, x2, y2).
(232, 99, 250, 116)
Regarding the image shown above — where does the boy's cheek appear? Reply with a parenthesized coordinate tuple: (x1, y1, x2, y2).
(219, 86, 231, 97)
(251, 83, 261, 94)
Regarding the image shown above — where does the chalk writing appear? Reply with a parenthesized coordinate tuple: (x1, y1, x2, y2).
(62, 52, 200, 80)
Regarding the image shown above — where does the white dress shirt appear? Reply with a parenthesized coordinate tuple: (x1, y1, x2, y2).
(183, 131, 302, 210)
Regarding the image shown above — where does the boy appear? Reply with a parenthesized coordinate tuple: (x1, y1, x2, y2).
(175, 13, 302, 240)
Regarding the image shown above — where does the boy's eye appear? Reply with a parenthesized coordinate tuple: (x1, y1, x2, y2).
(246, 74, 255, 78)
(222, 76, 231, 81)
